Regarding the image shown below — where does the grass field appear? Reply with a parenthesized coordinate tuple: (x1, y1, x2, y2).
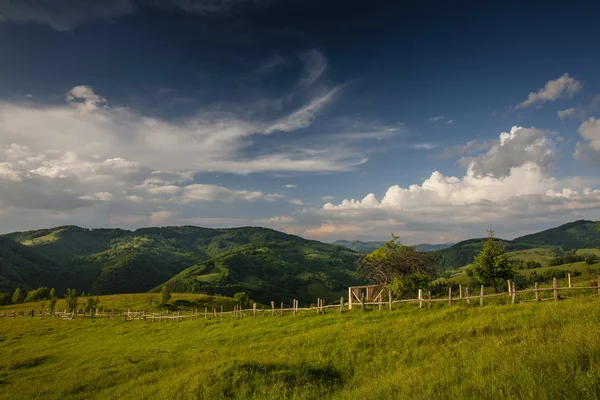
(0, 293, 240, 314)
(2, 296, 600, 399)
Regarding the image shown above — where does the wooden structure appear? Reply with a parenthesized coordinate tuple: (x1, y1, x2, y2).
(347, 285, 384, 310)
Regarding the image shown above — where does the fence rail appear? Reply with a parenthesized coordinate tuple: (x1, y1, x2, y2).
(2, 274, 599, 321)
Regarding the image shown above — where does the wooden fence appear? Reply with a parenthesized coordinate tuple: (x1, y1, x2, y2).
(2, 274, 599, 322)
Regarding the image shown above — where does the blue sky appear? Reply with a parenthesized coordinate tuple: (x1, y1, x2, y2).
(1, 0, 600, 244)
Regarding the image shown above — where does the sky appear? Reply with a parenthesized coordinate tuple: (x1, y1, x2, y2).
(1, 0, 600, 244)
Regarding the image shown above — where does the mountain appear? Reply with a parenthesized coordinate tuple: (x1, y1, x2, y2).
(159, 240, 362, 304)
(0, 225, 362, 297)
(332, 240, 453, 253)
(432, 219, 600, 270)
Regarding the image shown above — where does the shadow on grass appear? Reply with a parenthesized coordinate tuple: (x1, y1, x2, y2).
(195, 361, 346, 399)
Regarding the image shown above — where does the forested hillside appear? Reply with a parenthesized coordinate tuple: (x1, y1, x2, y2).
(333, 240, 453, 253)
(0, 226, 361, 297)
(160, 241, 362, 304)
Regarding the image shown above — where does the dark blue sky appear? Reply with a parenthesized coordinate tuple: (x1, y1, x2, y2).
(0, 0, 599, 243)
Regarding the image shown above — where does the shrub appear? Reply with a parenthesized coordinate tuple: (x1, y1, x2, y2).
(24, 287, 51, 302)
(585, 255, 596, 265)
(65, 288, 78, 312)
(160, 286, 171, 307)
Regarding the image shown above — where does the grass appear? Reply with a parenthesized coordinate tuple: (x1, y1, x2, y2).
(2, 296, 600, 399)
(0, 293, 240, 313)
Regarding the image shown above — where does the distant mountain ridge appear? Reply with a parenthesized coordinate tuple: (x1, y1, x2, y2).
(332, 240, 454, 253)
(0, 219, 598, 299)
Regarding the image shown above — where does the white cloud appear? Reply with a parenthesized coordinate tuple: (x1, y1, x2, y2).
(558, 108, 578, 120)
(268, 216, 295, 223)
(459, 126, 556, 178)
(298, 49, 328, 88)
(515, 73, 582, 109)
(300, 125, 600, 242)
(265, 86, 343, 134)
(414, 143, 435, 150)
(282, 184, 297, 188)
(574, 117, 600, 162)
(429, 116, 445, 122)
(290, 199, 304, 206)
(446, 120, 453, 125)
(321, 195, 335, 201)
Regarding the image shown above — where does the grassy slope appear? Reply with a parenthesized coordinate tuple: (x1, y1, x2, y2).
(2, 298, 600, 399)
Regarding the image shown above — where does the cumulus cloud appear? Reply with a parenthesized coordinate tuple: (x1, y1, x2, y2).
(290, 199, 304, 206)
(574, 117, 600, 162)
(460, 126, 556, 178)
(515, 73, 582, 109)
(305, 125, 600, 242)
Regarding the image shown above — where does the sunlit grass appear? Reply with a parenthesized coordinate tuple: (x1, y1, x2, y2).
(2, 296, 600, 399)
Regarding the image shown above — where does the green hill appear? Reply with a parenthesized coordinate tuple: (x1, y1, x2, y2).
(159, 241, 362, 304)
(0, 225, 361, 298)
(432, 220, 600, 270)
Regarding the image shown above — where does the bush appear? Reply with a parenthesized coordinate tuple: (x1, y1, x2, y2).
(160, 286, 171, 307)
(234, 292, 252, 308)
(0, 293, 10, 306)
(585, 255, 596, 265)
(24, 287, 51, 302)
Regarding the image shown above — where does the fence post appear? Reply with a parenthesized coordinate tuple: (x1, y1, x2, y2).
(361, 293, 365, 311)
(340, 297, 344, 314)
(511, 282, 516, 305)
(507, 280, 512, 301)
(465, 287, 470, 305)
(205, 307, 208, 319)
(480, 285, 484, 307)
(253, 303, 256, 317)
(316, 298, 320, 315)
(448, 287, 452, 307)
(535, 282, 540, 302)
(553, 277, 558, 301)
(568, 273, 572, 288)
(428, 291, 432, 309)
(280, 302, 284, 316)
(388, 290, 393, 311)
(178, 310, 181, 322)
(459, 284, 462, 299)
(220, 305, 223, 319)
(378, 293, 382, 312)
(348, 287, 353, 310)
(271, 301, 275, 316)
(418, 289, 423, 309)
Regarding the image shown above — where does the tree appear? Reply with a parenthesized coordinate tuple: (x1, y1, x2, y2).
(471, 229, 513, 292)
(64, 288, 78, 312)
(356, 234, 436, 297)
(49, 288, 58, 314)
(84, 295, 100, 311)
(160, 286, 171, 308)
(12, 287, 23, 304)
(234, 292, 252, 308)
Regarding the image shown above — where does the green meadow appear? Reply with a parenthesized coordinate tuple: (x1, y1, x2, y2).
(2, 296, 600, 399)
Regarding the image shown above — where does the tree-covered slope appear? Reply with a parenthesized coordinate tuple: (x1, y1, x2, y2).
(159, 241, 363, 304)
(0, 225, 361, 297)
(512, 220, 600, 249)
